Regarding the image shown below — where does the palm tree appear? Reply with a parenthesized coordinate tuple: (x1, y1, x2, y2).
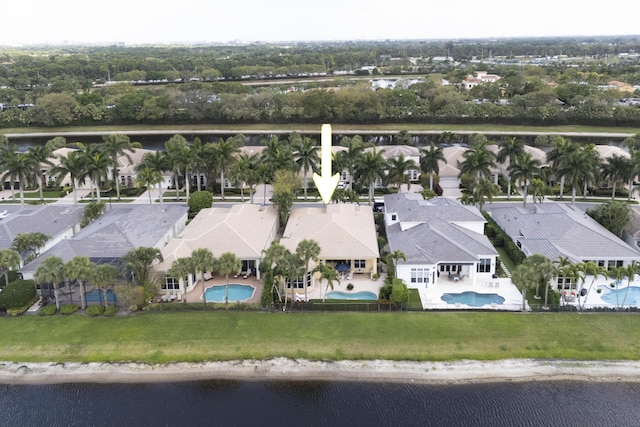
(511, 263, 536, 308)
(471, 177, 499, 211)
(523, 254, 553, 300)
(232, 152, 261, 204)
(386, 154, 417, 190)
(458, 140, 496, 182)
(80, 144, 112, 203)
(0, 249, 20, 288)
(167, 257, 193, 302)
(578, 261, 607, 311)
(547, 137, 578, 199)
(190, 248, 217, 304)
(102, 134, 133, 200)
(581, 144, 601, 200)
(291, 134, 319, 201)
(355, 148, 387, 205)
(280, 251, 304, 310)
(64, 256, 95, 310)
(138, 151, 170, 208)
(296, 239, 320, 302)
(2, 151, 39, 206)
(136, 167, 163, 205)
(555, 147, 590, 205)
(12, 232, 50, 266)
(165, 134, 190, 200)
(26, 144, 53, 202)
(90, 264, 118, 307)
(497, 137, 525, 200)
(120, 247, 163, 286)
(35, 255, 65, 311)
(621, 261, 639, 308)
(50, 150, 86, 205)
(420, 142, 446, 191)
(208, 137, 241, 200)
(508, 153, 541, 207)
(601, 154, 630, 200)
(337, 135, 365, 189)
(315, 263, 341, 302)
(387, 250, 406, 278)
(216, 252, 242, 304)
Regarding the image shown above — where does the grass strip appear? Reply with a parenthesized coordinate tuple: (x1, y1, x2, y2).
(1, 311, 639, 363)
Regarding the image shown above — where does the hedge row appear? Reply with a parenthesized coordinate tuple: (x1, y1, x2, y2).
(483, 212, 527, 265)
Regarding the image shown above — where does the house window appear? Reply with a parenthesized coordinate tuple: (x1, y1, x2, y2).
(287, 272, 312, 289)
(163, 275, 181, 290)
(341, 171, 348, 181)
(354, 260, 366, 269)
(391, 214, 397, 221)
(477, 258, 491, 273)
(408, 170, 419, 181)
(411, 268, 429, 284)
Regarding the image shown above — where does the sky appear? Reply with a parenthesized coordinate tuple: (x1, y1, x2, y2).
(2, 0, 639, 46)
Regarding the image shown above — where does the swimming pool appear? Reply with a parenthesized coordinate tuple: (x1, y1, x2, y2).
(325, 291, 378, 300)
(84, 289, 117, 303)
(441, 291, 505, 307)
(601, 286, 640, 306)
(205, 284, 255, 303)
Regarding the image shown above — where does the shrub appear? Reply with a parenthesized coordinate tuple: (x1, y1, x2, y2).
(86, 305, 105, 316)
(188, 191, 213, 217)
(80, 201, 106, 228)
(104, 306, 118, 316)
(59, 303, 79, 315)
(0, 279, 37, 310)
(346, 283, 354, 291)
(40, 305, 57, 316)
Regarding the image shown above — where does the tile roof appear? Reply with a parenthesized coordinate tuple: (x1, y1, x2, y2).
(280, 204, 379, 259)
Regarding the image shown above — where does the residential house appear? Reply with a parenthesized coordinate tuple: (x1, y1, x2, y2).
(280, 203, 380, 296)
(384, 193, 498, 291)
(21, 204, 188, 281)
(488, 203, 640, 288)
(0, 204, 85, 267)
(155, 204, 278, 295)
(463, 71, 501, 89)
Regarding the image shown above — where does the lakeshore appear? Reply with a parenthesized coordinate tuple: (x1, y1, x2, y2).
(2, 358, 640, 385)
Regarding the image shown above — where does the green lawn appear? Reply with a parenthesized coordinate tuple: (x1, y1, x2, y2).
(1, 311, 639, 363)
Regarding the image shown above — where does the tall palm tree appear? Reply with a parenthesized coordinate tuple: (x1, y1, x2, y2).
(547, 137, 578, 199)
(420, 142, 446, 191)
(102, 134, 133, 200)
(26, 144, 53, 202)
(601, 154, 630, 200)
(291, 134, 319, 201)
(165, 134, 190, 200)
(50, 150, 86, 205)
(581, 144, 601, 200)
(314, 263, 340, 302)
(355, 147, 387, 205)
(64, 256, 95, 310)
(167, 257, 193, 302)
(80, 144, 112, 203)
(90, 264, 118, 307)
(555, 147, 590, 205)
(471, 176, 499, 211)
(216, 252, 242, 304)
(138, 150, 170, 207)
(0, 249, 20, 288)
(208, 137, 241, 201)
(626, 150, 640, 201)
(497, 137, 525, 200)
(190, 248, 217, 304)
(578, 261, 607, 311)
(261, 241, 290, 304)
(233, 152, 261, 204)
(2, 151, 39, 206)
(508, 153, 541, 208)
(621, 261, 639, 308)
(387, 250, 406, 278)
(120, 247, 163, 286)
(337, 135, 365, 188)
(458, 140, 496, 182)
(136, 167, 163, 205)
(386, 154, 417, 190)
(296, 239, 320, 302)
(280, 251, 304, 310)
(35, 255, 65, 311)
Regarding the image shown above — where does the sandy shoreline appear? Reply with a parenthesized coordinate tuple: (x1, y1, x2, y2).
(1, 358, 640, 385)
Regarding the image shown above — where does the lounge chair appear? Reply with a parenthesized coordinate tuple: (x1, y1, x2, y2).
(203, 272, 213, 281)
(242, 269, 251, 279)
(294, 293, 307, 302)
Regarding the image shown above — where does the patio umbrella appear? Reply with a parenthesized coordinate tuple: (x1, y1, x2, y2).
(335, 262, 350, 272)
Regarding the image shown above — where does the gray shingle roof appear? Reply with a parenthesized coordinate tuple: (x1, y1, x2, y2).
(488, 203, 640, 263)
(384, 194, 496, 265)
(0, 205, 85, 249)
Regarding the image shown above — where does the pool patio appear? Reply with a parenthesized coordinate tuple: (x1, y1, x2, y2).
(416, 276, 529, 311)
(562, 275, 640, 310)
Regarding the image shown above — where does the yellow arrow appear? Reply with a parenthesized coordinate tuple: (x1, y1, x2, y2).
(313, 124, 340, 204)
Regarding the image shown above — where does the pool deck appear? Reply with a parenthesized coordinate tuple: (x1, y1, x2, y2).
(563, 276, 640, 310)
(418, 277, 528, 311)
(183, 275, 264, 304)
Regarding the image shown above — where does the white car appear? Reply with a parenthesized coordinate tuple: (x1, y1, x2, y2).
(337, 181, 348, 189)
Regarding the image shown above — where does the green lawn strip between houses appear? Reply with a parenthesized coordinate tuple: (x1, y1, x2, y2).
(0, 311, 639, 364)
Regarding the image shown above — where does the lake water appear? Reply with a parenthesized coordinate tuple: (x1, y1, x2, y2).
(2, 380, 640, 426)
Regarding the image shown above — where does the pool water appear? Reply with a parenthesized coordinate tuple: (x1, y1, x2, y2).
(205, 284, 255, 303)
(325, 291, 378, 300)
(84, 289, 117, 303)
(601, 286, 640, 306)
(441, 291, 505, 307)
